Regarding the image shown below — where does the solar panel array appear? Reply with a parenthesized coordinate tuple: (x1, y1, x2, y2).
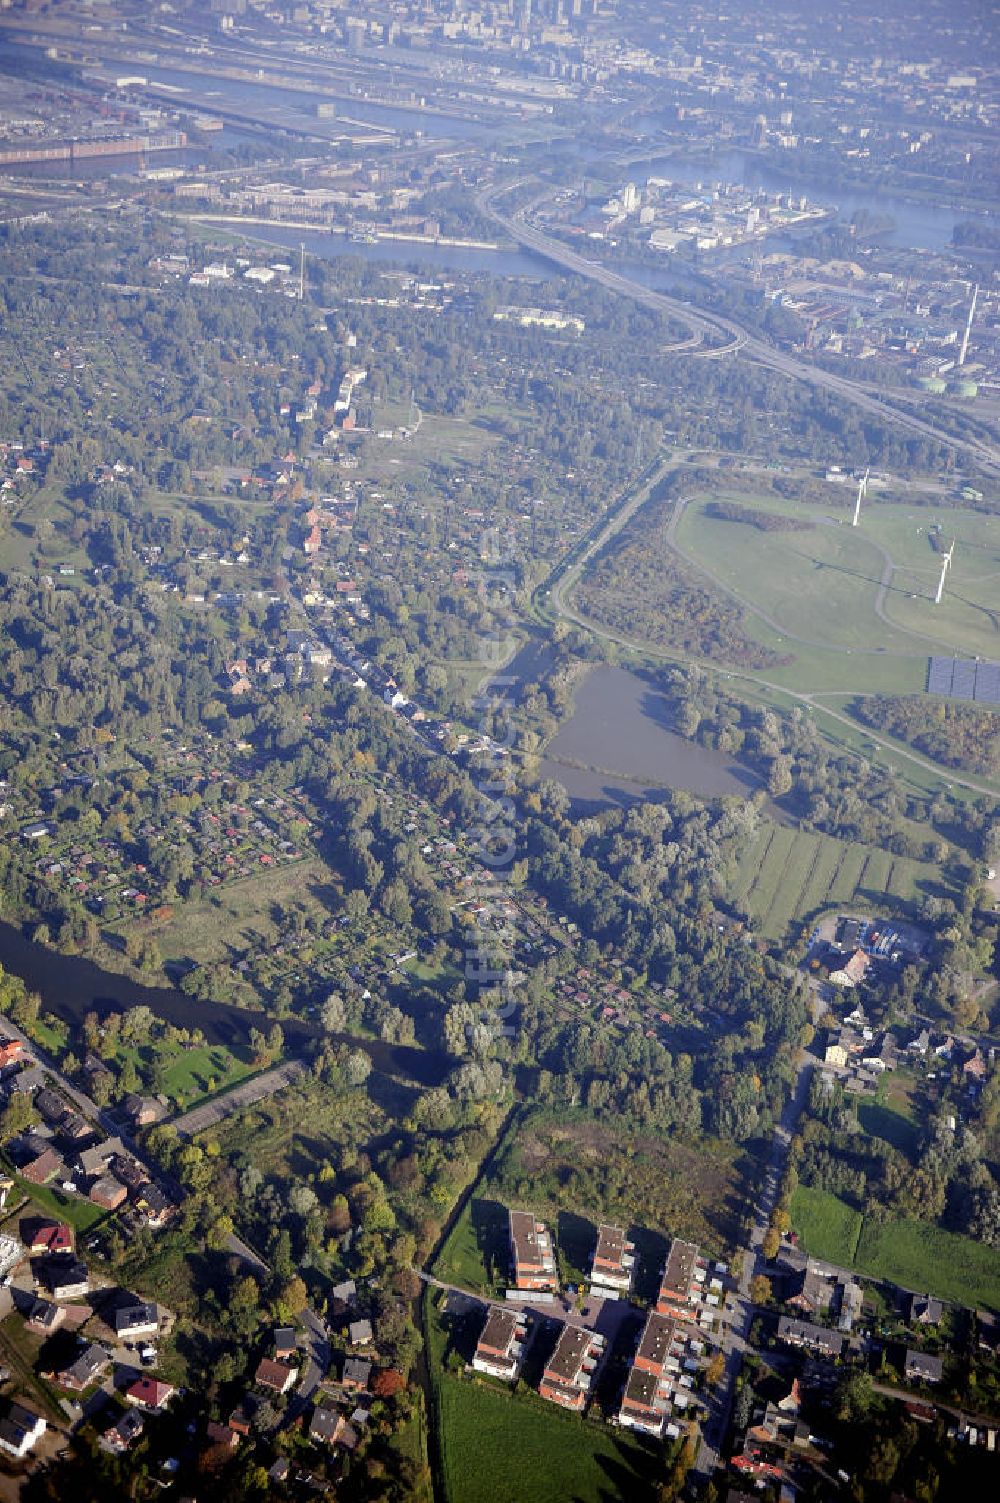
(927, 657, 1000, 707)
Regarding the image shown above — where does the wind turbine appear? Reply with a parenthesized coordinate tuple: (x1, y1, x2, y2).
(934, 539, 955, 605)
(851, 467, 869, 527)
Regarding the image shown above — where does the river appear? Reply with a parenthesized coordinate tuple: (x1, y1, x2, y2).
(0, 920, 447, 1086)
(540, 665, 765, 814)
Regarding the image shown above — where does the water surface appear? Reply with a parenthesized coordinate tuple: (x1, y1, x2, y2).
(541, 665, 763, 813)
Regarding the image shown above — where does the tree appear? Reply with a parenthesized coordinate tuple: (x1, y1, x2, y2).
(762, 1225, 781, 1261)
(346, 1049, 372, 1087)
(206, 1213, 234, 1251)
(275, 1275, 308, 1321)
(705, 1350, 726, 1387)
(371, 1369, 407, 1398)
(837, 1369, 874, 1421)
(750, 1274, 772, 1304)
(320, 992, 346, 1032)
(0, 1093, 36, 1144)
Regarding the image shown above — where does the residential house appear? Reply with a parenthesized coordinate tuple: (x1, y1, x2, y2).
(24, 1220, 73, 1256)
(656, 1239, 708, 1323)
(78, 1139, 126, 1177)
(909, 1294, 943, 1327)
(55, 1341, 111, 1391)
(134, 1184, 175, 1227)
(471, 1307, 527, 1382)
(38, 1255, 90, 1300)
(905, 1349, 943, 1384)
(57, 1111, 95, 1149)
(589, 1223, 635, 1297)
(618, 1312, 684, 1438)
(25, 1296, 65, 1335)
(830, 950, 870, 988)
(273, 1326, 297, 1361)
(255, 1357, 296, 1395)
(112, 1300, 159, 1340)
(310, 1405, 347, 1446)
(205, 1420, 239, 1451)
(33, 1088, 67, 1125)
(538, 1323, 605, 1411)
(126, 1377, 176, 1412)
(785, 1263, 832, 1316)
(121, 1094, 166, 1128)
(89, 1175, 127, 1211)
(21, 1146, 62, 1185)
(0, 1401, 46, 1459)
(101, 1409, 144, 1454)
(509, 1210, 558, 1293)
(228, 1395, 261, 1436)
(342, 1357, 372, 1391)
(837, 1280, 864, 1333)
(0, 1233, 23, 1279)
(349, 1318, 373, 1346)
(0, 1039, 25, 1071)
(776, 1317, 844, 1359)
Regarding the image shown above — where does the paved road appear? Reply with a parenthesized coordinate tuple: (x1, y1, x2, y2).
(693, 1054, 814, 1483)
(170, 1060, 305, 1138)
(481, 187, 1000, 476)
(222, 1231, 330, 1421)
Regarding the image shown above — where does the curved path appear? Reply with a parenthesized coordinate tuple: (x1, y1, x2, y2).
(544, 486, 1000, 800)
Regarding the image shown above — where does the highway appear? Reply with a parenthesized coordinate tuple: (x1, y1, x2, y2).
(479, 187, 1000, 477)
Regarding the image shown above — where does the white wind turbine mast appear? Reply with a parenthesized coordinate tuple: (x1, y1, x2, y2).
(934, 539, 956, 605)
(851, 467, 869, 527)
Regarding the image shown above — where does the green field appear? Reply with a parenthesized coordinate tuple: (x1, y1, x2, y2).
(789, 1185, 863, 1266)
(731, 820, 942, 939)
(673, 492, 1000, 695)
(789, 1188, 1000, 1311)
(436, 1374, 658, 1503)
(855, 1217, 1000, 1311)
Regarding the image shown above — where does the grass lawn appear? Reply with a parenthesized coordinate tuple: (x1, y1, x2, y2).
(435, 1369, 658, 1503)
(858, 1100, 920, 1157)
(0, 1313, 64, 1422)
(731, 819, 947, 940)
(4, 1175, 108, 1234)
(789, 1185, 863, 1266)
(434, 1197, 510, 1293)
(158, 1043, 257, 1109)
(855, 1217, 1000, 1312)
(28, 1014, 70, 1057)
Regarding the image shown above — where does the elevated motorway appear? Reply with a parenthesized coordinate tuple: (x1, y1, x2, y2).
(480, 186, 1000, 476)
